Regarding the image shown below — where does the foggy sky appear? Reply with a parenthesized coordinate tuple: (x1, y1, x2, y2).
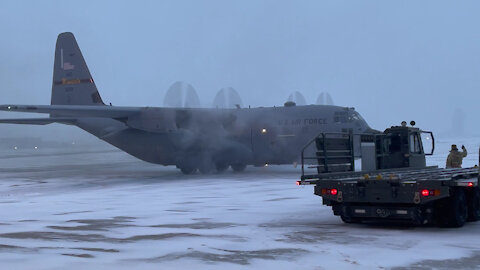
(1, 0, 479, 141)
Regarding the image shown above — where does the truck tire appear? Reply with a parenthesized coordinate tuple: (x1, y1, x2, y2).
(340, 215, 361, 224)
(467, 187, 480, 222)
(442, 188, 468, 228)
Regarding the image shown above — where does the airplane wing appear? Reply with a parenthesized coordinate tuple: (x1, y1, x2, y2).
(0, 117, 77, 125)
(0, 104, 141, 118)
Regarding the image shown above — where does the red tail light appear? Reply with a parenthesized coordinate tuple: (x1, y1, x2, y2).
(468, 182, 474, 187)
(421, 189, 440, 197)
(321, 188, 339, 196)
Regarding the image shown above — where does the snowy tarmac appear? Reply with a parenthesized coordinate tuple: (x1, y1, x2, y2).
(1, 138, 480, 270)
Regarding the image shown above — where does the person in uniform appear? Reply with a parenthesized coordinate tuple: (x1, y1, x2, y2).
(446, 144, 467, 168)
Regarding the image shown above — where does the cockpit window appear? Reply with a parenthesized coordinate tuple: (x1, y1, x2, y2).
(348, 111, 364, 122)
(335, 110, 364, 123)
(334, 111, 348, 123)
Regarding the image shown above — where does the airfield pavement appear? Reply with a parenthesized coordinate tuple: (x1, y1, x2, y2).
(0, 137, 480, 269)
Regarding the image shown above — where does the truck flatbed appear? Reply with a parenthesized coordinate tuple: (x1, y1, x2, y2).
(299, 167, 479, 185)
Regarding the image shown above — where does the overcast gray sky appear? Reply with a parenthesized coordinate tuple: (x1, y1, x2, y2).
(1, 0, 479, 140)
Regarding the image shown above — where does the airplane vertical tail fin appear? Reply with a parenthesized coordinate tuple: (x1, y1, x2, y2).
(51, 32, 105, 106)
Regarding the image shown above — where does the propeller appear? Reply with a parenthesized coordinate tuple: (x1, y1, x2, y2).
(164, 81, 201, 108)
(287, 91, 306, 106)
(212, 87, 243, 109)
(316, 92, 334, 105)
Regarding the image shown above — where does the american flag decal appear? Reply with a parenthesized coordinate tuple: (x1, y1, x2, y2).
(63, 62, 75, 70)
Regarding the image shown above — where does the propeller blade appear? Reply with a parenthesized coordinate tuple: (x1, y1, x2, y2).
(213, 87, 243, 108)
(287, 91, 306, 105)
(164, 81, 201, 108)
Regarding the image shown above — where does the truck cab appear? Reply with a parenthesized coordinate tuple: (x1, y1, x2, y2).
(373, 125, 433, 170)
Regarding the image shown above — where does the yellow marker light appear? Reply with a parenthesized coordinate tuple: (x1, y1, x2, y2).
(62, 78, 81, 85)
(261, 128, 267, 134)
(364, 174, 370, 180)
(376, 175, 383, 180)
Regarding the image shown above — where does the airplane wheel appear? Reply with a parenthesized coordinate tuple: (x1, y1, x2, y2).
(179, 164, 197, 175)
(199, 161, 214, 174)
(215, 162, 229, 173)
(198, 153, 214, 174)
(231, 164, 246, 172)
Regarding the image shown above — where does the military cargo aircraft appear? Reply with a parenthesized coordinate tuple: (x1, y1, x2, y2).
(0, 32, 374, 174)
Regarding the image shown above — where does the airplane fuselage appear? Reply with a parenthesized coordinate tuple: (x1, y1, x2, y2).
(73, 104, 371, 172)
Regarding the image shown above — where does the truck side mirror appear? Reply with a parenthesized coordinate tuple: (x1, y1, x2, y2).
(421, 131, 435, 156)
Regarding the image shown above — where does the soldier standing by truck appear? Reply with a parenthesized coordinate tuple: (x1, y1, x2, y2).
(446, 144, 467, 168)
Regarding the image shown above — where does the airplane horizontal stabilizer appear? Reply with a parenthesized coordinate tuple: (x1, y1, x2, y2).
(0, 104, 140, 118)
(0, 118, 77, 125)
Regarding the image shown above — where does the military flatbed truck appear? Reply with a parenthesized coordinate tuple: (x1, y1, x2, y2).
(297, 123, 480, 227)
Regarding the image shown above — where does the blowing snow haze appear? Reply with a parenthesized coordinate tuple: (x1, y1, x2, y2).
(1, 0, 479, 142)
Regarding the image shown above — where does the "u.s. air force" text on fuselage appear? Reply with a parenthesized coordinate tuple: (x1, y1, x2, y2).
(278, 118, 328, 126)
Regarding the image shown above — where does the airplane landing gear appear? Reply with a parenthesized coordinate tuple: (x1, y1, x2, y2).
(180, 165, 197, 175)
(215, 162, 229, 173)
(199, 160, 214, 174)
(231, 163, 246, 172)
(178, 158, 197, 175)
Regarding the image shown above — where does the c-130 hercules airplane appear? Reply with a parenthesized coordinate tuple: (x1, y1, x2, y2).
(0, 32, 374, 174)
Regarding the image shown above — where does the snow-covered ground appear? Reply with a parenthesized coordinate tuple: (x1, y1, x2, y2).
(0, 138, 480, 270)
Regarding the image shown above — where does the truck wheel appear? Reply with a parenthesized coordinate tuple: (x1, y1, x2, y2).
(340, 215, 360, 224)
(444, 188, 468, 227)
(467, 187, 480, 222)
